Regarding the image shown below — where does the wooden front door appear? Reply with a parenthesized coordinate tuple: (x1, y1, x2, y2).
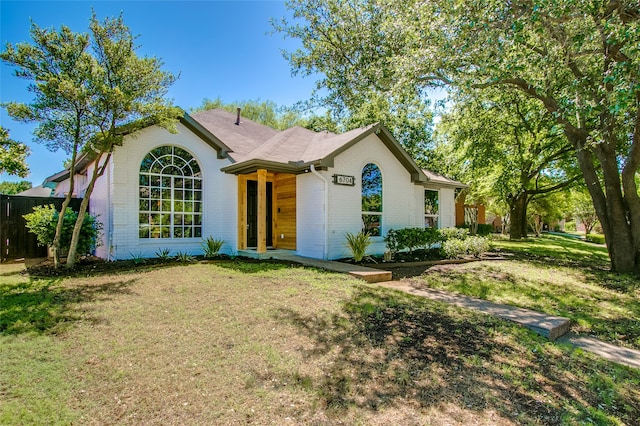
(246, 180, 272, 247)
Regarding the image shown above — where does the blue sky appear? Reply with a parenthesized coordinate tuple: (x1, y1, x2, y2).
(1, 0, 318, 185)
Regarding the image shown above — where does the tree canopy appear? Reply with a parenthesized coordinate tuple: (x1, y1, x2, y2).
(278, 0, 640, 274)
(0, 126, 29, 177)
(0, 180, 32, 195)
(2, 12, 180, 268)
(437, 89, 580, 238)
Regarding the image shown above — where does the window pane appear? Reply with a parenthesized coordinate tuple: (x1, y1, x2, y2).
(139, 145, 203, 240)
(362, 163, 382, 213)
(139, 225, 150, 238)
(194, 227, 202, 238)
(425, 190, 439, 215)
(362, 214, 381, 236)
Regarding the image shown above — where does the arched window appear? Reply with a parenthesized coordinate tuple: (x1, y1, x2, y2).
(362, 163, 382, 236)
(139, 146, 202, 239)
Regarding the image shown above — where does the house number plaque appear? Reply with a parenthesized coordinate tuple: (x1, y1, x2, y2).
(332, 174, 355, 186)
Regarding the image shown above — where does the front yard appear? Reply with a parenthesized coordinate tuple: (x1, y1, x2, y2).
(1, 254, 639, 424)
(393, 234, 640, 351)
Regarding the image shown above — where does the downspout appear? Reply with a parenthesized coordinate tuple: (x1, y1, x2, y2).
(310, 164, 329, 260)
(106, 159, 113, 261)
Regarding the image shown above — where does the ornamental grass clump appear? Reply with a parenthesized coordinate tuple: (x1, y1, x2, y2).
(202, 236, 225, 258)
(345, 231, 371, 262)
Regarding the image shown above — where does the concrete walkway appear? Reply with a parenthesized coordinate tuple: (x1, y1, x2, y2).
(379, 280, 640, 370)
(253, 251, 392, 283)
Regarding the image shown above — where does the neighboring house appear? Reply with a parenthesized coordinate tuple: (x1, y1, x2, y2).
(44, 109, 466, 260)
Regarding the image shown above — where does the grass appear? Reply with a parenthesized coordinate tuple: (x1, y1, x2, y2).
(1, 257, 639, 424)
(400, 234, 640, 350)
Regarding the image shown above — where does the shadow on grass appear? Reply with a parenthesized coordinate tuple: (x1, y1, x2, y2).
(274, 286, 639, 424)
(1, 277, 137, 335)
(212, 259, 299, 274)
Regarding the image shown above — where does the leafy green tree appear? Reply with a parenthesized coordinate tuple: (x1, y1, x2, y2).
(0, 180, 32, 195)
(571, 189, 600, 236)
(278, 0, 640, 274)
(193, 98, 314, 130)
(2, 12, 180, 268)
(438, 90, 580, 239)
(0, 126, 29, 177)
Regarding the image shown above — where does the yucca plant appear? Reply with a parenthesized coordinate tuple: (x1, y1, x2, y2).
(155, 248, 171, 260)
(201, 236, 224, 258)
(345, 231, 372, 263)
(175, 251, 194, 262)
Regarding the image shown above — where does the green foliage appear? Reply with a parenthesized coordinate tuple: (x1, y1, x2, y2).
(459, 223, 494, 237)
(0, 180, 32, 195)
(192, 97, 338, 133)
(202, 236, 224, 258)
(23, 205, 101, 258)
(0, 126, 29, 177)
(2, 12, 180, 268)
(276, 0, 640, 273)
(129, 252, 146, 264)
(175, 251, 195, 263)
(345, 231, 371, 262)
(384, 227, 441, 255)
(442, 236, 490, 259)
(155, 248, 171, 260)
(439, 227, 469, 242)
(586, 234, 606, 245)
(565, 221, 577, 232)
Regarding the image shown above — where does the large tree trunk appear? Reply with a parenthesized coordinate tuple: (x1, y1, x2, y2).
(570, 133, 638, 274)
(508, 192, 528, 240)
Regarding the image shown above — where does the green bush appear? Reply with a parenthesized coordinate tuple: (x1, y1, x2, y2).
(441, 236, 490, 259)
(564, 221, 577, 231)
(202, 236, 224, 258)
(345, 231, 372, 262)
(384, 227, 441, 255)
(458, 223, 493, 236)
(586, 234, 606, 244)
(476, 224, 494, 236)
(23, 205, 101, 258)
(439, 227, 469, 241)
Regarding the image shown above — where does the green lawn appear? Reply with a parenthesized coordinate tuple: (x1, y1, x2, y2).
(1, 258, 639, 424)
(403, 234, 640, 350)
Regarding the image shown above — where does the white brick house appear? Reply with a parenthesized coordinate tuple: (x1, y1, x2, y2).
(44, 109, 465, 260)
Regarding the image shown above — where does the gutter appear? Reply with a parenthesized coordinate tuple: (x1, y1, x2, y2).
(310, 164, 329, 260)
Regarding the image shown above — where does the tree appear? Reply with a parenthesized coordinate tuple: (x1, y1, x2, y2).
(571, 189, 600, 236)
(437, 90, 580, 239)
(277, 0, 640, 274)
(0, 126, 29, 177)
(2, 12, 180, 268)
(0, 180, 32, 195)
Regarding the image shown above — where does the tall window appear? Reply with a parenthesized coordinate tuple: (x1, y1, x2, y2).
(362, 163, 382, 236)
(139, 146, 202, 239)
(425, 189, 439, 228)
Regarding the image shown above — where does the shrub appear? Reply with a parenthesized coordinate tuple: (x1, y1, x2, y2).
(476, 224, 494, 236)
(155, 248, 172, 260)
(439, 227, 469, 241)
(442, 238, 467, 259)
(23, 205, 102, 258)
(384, 227, 442, 256)
(586, 234, 606, 244)
(441, 236, 490, 259)
(175, 251, 195, 262)
(564, 221, 577, 232)
(202, 236, 224, 258)
(345, 231, 371, 262)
